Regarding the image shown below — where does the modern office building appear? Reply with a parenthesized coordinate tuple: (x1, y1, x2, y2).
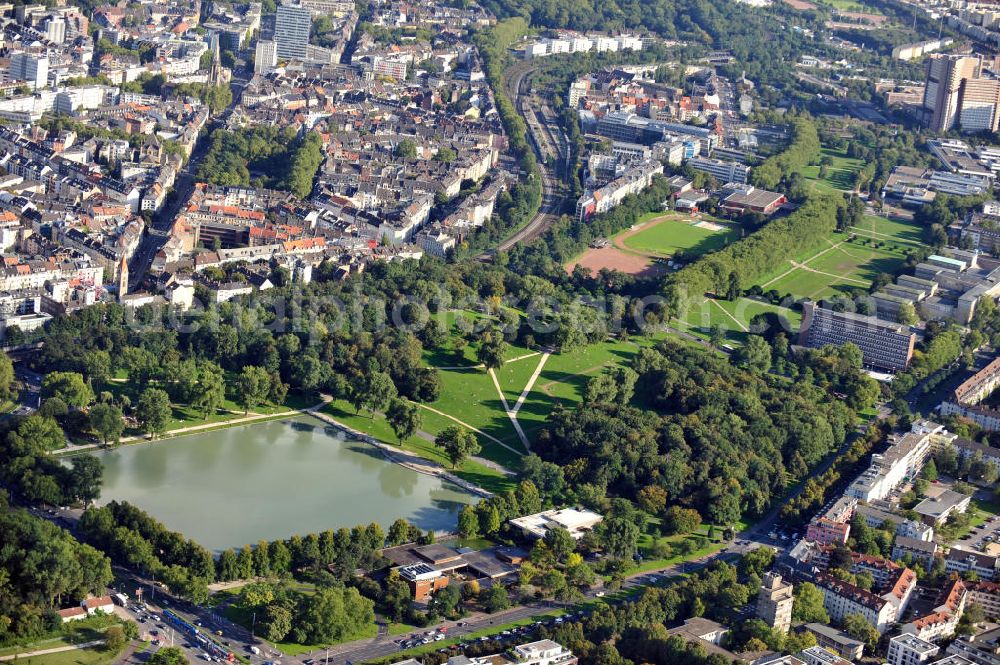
(924, 55, 982, 132)
(274, 4, 311, 60)
(7, 52, 49, 90)
(756, 572, 794, 633)
(798, 302, 916, 372)
(254, 39, 278, 73)
(687, 156, 750, 185)
(959, 78, 1000, 132)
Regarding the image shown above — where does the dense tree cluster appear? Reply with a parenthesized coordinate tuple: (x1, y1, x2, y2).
(216, 521, 394, 584)
(535, 340, 861, 525)
(237, 581, 374, 645)
(80, 501, 215, 603)
(0, 414, 103, 506)
(890, 324, 964, 397)
(196, 126, 302, 189)
(0, 492, 113, 643)
(171, 82, 233, 114)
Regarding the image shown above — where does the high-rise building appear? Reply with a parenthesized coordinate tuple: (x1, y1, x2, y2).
(959, 77, 1000, 132)
(8, 52, 49, 90)
(43, 16, 65, 44)
(923, 55, 982, 132)
(274, 4, 311, 61)
(756, 572, 794, 633)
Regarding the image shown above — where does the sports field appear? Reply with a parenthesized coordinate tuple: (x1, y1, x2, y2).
(567, 212, 739, 277)
(622, 213, 740, 257)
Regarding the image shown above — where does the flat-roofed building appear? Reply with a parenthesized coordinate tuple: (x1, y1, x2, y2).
(509, 508, 603, 540)
(798, 302, 916, 372)
(757, 572, 794, 633)
(913, 490, 972, 525)
(888, 634, 939, 665)
(804, 623, 865, 661)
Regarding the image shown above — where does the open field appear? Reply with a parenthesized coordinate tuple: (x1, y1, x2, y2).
(852, 214, 924, 247)
(0, 646, 116, 665)
(801, 147, 864, 194)
(568, 245, 669, 278)
(675, 297, 801, 346)
(781, 0, 818, 9)
(755, 229, 911, 300)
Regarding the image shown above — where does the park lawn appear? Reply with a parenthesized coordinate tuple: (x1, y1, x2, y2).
(621, 215, 740, 258)
(2, 646, 118, 665)
(766, 240, 906, 300)
(802, 147, 864, 194)
(321, 400, 517, 493)
(513, 338, 646, 436)
(494, 352, 545, 406)
(430, 365, 524, 450)
(422, 310, 530, 370)
(754, 227, 909, 300)
(852, 214, 925, 247)
(677, 297, 800, 346)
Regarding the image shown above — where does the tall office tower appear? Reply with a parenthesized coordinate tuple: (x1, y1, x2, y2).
(924, 54, 981, 132)
(8, 52, 49, 90)
(959, 77, 1000, 132)
(274, 4, 311, 61)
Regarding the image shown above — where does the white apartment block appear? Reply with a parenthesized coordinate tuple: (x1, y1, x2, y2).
(888, 634, 939, 665)
(846, 421, 949, 502)
(815, 572, 897, 634)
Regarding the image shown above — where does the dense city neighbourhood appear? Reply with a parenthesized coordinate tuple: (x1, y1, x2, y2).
(5, 0, 1000, 663)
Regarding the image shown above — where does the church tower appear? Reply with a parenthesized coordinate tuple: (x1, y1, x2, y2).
(117, 255, 129, 301)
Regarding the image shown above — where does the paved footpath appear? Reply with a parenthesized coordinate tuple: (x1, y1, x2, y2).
(0, 639, 105, 661)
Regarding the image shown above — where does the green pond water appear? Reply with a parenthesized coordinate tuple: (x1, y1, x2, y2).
(98, 415, 477, 551)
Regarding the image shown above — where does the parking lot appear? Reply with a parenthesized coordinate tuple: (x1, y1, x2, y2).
(954, 511, 1000, 553)
(390, 612, 589, 658)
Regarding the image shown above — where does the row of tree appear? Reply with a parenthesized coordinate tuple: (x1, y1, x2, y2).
(752, 116, 821, 192)
(664, 191, 842, 310)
